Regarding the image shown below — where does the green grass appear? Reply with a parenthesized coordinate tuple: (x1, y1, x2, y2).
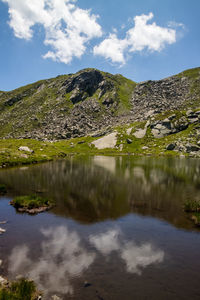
(12, 195, 52, 210)
(0, 279, 37, 300)
(184, 198, 200, 227)
(177, 67, 200, 80)
(184, 199, 200, 212)
(114, 74, 137, 114)
(0, 107, 200, 169)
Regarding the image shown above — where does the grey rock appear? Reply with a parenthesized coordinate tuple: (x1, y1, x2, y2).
(127, 138, 132, 144)
(142, 146, 149, 150)
(168, 114, 176, 120)
(77, 141, 86, 144)
(186, 144, 200, 152)
(166, 143, 176, 151)
(51, 296, 62, 300)
(18, 146, 34, 153)
(188, 117, 199, 124)
(186, 110, 194, 117)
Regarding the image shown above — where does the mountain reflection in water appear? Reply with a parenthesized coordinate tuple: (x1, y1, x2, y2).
(9, 226, 164, 297)
(1, 156, 200, 229)
(1, 156, 200, 299)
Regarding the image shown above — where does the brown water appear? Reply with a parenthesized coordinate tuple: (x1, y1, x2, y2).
(0, 156, 200, 299)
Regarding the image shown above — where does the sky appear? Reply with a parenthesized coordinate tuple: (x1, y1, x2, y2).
(0, 0, 199, 91)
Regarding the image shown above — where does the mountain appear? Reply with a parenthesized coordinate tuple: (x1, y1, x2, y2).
(0, 67, 199, 140)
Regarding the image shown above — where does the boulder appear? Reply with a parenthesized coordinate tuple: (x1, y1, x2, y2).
(133, 128, 146, 138)
(92, 132, 117, 149)
(166, 143, 176, 151)
(142, 146, 149, 150)
(127, 138, 132, 144)
(186, 144, 200, 152)
(18, 146, 34, 153)
(168, 114, 176, 120)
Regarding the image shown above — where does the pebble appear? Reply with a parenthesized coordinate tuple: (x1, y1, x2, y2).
(0, 228, 6, 234)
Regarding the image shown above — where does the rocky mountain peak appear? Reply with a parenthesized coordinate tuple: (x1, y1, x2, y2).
(61, 69, 114, 104)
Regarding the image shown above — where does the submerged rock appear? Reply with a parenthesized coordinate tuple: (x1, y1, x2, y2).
(51, 295, 62, 300)
(0, 276, 8, 286)
(191, 215, 200, 226)
(0, 227, 6, 235)
(84, 281, 92, 288)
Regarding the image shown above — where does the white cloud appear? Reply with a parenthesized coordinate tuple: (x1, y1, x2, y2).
(2, 2, 180, 66)
(127, 13, 176, 52)
(2, 0, 102, 63)
(93, 33, 128, 65)
(94, 12, 177, 65)
(168, 21, 185, 29)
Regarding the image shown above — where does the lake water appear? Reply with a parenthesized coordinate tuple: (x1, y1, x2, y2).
(0, 156, 200, 299)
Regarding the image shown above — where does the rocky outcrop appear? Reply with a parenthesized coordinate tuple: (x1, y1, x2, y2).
(62, 69, 114, 104)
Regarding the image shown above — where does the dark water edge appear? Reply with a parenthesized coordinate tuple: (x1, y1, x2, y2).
(0, 156, 200, 299)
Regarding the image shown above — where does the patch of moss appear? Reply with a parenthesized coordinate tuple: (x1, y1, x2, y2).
(0, 278, 37, 300)
(184, 199, 200, 227)
(184, 199, 200, 212)
(11, 194, 53, 210)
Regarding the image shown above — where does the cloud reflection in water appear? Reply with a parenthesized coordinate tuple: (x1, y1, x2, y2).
(89, 229, 164, 275)
(9, 226, 96, 295)
(9, 226, 164, 296)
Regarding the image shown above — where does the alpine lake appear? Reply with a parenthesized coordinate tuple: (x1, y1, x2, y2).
(0, 156, 200, 299)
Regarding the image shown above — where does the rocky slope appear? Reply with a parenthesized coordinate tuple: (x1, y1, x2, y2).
(0, 67, 199, 143)
(0, 69, 136, 140)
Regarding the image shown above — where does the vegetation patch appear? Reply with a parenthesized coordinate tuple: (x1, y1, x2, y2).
(184, 199, 200, 227)
(0, 278, 38, 300)
(10, 194, 54, 214)
(177, 67, 200, 80)
(184, 199, 200, 212)
(0, 184, 7, 195)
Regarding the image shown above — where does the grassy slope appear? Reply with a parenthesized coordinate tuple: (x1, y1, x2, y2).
(0, 115, 199, 168)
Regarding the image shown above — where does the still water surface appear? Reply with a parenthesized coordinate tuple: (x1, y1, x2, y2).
(0, 156, 200, 299)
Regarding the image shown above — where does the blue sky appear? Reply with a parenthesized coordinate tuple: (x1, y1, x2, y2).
(0, 0, 199, 91)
